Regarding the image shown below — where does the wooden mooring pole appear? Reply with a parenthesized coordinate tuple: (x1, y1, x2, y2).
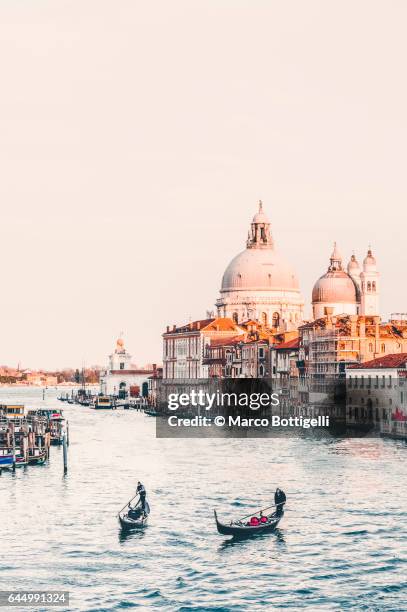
(63, 433, 68, 475)
(12, 430, 16, 472)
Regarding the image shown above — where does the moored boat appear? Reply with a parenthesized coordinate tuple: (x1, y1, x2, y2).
(27, 448, 47, 465)
(214, 507, 283, 538)
(0, 449, 27, 469)
(93, 396, 114, 409)
(144, 408, 158, 417)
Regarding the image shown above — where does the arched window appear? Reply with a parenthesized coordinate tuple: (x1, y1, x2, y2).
(372, 281, 376, 291)
(272, 312, 280, 328)
(367, 281, 372, 291)
(232, 312, 239, 324)
(261, 312, 268, 326)
(259, 364, 265, 377)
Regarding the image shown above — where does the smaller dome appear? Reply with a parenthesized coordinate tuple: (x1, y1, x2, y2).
(312, 270, 360, 304)
(252, 200, 269, 224)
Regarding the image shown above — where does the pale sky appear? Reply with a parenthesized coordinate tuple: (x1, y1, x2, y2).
(1, 0, 406, 370)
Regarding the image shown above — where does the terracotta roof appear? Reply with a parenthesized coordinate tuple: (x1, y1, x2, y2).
(276, 337, 299, 350)
(166, 317, 245, 335)
(209, 336, 244, 347)
(300, 315, 407, 339)
(202, 318, 244, 332)
(348, 353, 407, 369)
(174, 318, 215, 333)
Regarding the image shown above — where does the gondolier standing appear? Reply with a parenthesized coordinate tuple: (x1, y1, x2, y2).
(274, 488, 286, 517)
(137, 481, 147, 511)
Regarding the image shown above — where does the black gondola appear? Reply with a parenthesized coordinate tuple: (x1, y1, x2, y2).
(118, 497, 150, 531)
(214, 507, 283, 538)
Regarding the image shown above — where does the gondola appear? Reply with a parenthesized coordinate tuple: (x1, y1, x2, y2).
(214, 507, 283, 538)
(118, 497, 150, 531)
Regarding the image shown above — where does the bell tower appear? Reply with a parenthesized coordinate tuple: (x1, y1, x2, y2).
(361, 248, 380, 315)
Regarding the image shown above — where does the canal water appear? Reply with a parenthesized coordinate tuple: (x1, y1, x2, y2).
(0, 387, 406, 611)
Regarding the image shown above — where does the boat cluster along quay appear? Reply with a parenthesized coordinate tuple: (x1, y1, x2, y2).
(0, 404, 68, 472)
(58, 390, 149, 410)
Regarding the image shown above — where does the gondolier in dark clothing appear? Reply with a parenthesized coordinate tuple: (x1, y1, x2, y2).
(137, 481, 147, 511)
(274, 488, 286, 516)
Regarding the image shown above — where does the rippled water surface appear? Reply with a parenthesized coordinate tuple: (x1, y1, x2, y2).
(0, 388, 406, 611)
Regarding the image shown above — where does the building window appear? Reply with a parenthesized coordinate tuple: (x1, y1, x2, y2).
(367, 281, 371, 291)
(259, 364, 265, 377)
(369, 343, 373, 352)
(232, 312, 239, 324)
(120, 363, 125, 370)
(261, 312, 268, 326)
(381, 343, 385, 353)
(372, 281, 376, 291)
(259, 347, 265, 359)
(272, 312, 280, 328)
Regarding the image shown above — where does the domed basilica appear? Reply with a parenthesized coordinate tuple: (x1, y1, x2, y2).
(312, 244, 379, 318)
(216, 202, 304, 330)
(215, 202, 380, 329)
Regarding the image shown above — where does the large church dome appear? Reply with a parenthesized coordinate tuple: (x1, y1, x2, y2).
(216, 201, 304, 329)
(221, 248, 299, 292)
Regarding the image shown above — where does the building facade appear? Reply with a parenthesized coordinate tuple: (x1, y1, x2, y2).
(346, 354, 407, 439)
(163, 318, 245, 380)
(99, 338, 154, 397)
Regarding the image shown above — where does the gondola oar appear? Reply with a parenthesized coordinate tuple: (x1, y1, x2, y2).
(117, 493, 140, 517)
(238, 504, 278, 522)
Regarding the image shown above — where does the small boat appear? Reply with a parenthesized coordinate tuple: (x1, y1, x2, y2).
(27, 448, 47, 465)
(0, 449, 27, 469)
(118, 497, 150, 531)
(144, 408, 158, 417)
(214, 508, 283, 538)
(93, 396, 113, 409)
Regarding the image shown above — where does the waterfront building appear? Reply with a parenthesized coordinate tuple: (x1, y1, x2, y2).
(298, 313, 407, 379)
(312, 245, 379, 319)
(216, 201, 304, 330)
(203, 337, 244, 378)
(99, 338, 154, 397)
(147, 366, 163, 408)
(346, 354, 407, 439)
(162, 317, 245, 380)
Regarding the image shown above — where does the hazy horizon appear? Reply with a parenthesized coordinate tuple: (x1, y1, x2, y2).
(1, 0, 406, 369)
